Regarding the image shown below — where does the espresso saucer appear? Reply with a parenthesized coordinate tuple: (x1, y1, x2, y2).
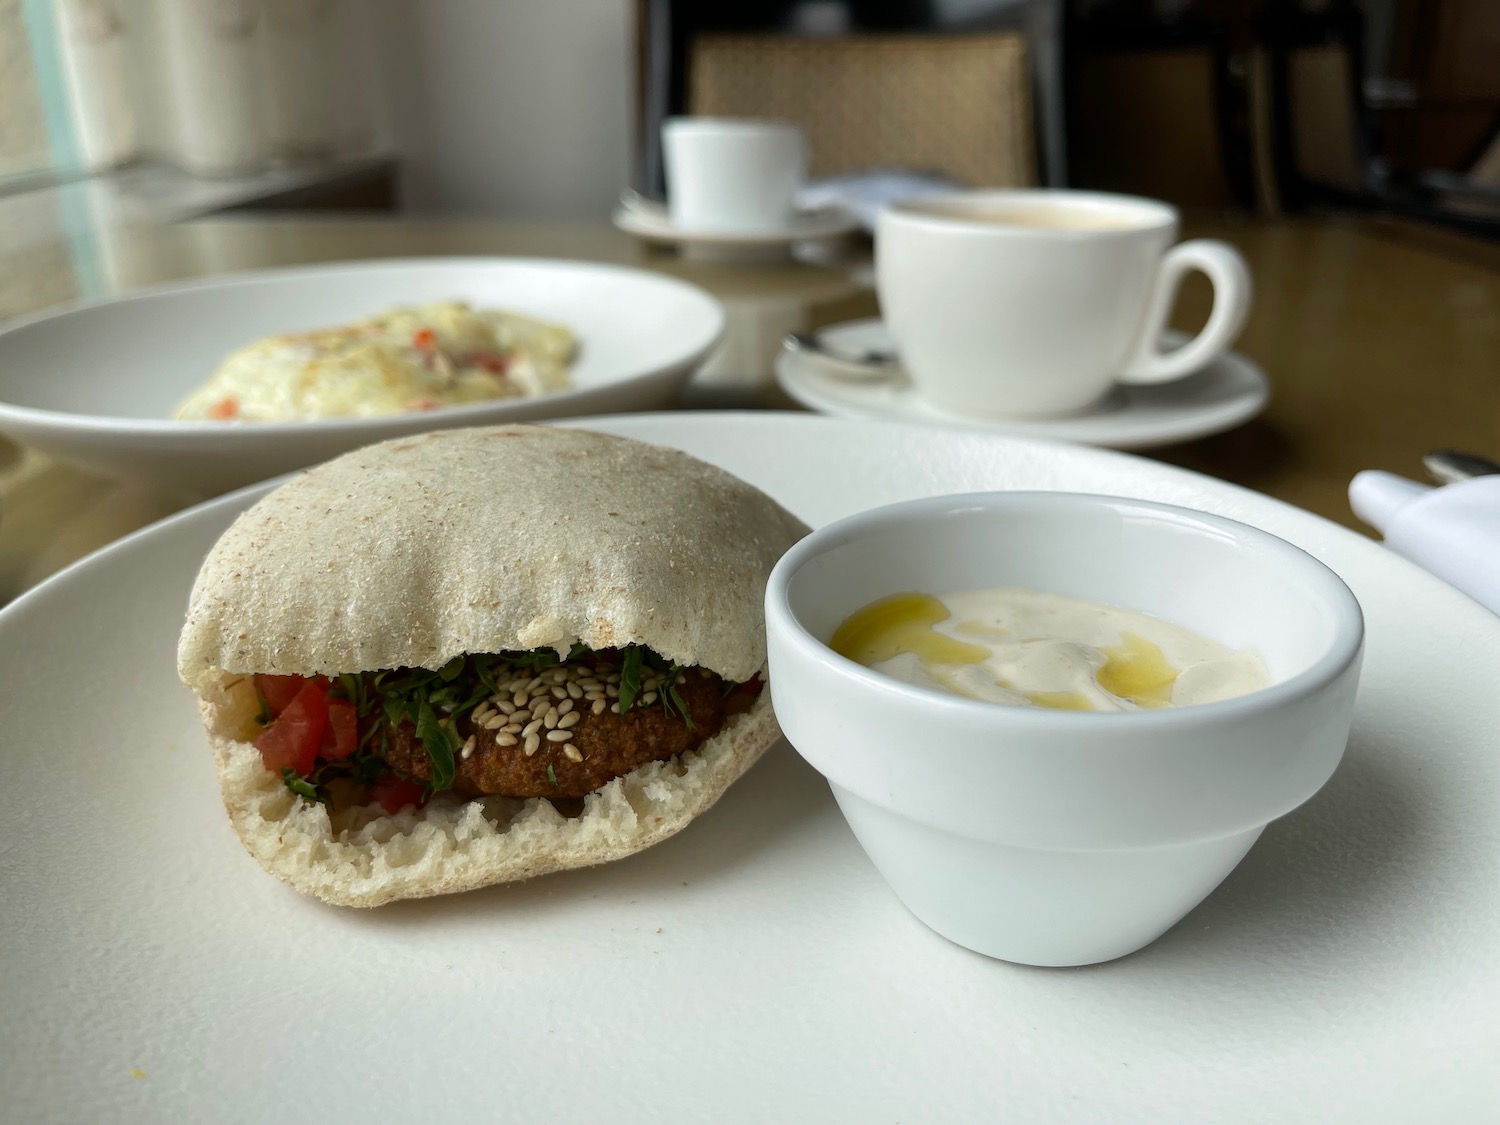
(612, 197, 861, 262)
(775, 318, 1270, 450)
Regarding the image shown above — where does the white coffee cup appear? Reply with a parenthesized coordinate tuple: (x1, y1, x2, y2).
(876, 190, 1253, 418)
(663, 118, 806, 233)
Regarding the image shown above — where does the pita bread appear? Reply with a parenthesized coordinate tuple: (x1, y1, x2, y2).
(178, 425, 808, 906)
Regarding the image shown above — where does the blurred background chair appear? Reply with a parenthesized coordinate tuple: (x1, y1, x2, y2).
(635, 0, 1060, 199)
(1064, 15, 1251, 209)
(1262, 4, 1382, 207)
(1258, 0, 1500, 236)
(1059, 0, 1500, 237)
(690, 32, 1036, 186)
(1411, 117, 1500, 234)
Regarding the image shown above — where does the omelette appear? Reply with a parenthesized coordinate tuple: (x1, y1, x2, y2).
(174, 301, 576, 422)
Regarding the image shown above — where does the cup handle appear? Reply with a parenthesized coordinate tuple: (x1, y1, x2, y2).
(1118, 239, 1252, 385)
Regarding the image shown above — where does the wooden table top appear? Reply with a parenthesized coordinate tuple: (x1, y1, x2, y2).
(2, 211, 1497, 603)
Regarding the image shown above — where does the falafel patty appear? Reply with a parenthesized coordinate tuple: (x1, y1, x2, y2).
(381, 662, 732, 798)
(249, 645, 761, 811)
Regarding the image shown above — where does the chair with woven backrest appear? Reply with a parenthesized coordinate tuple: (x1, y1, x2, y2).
(686, 32, 1037, 188)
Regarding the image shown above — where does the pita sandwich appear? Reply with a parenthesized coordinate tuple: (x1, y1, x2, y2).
(178, 425, 807, 906)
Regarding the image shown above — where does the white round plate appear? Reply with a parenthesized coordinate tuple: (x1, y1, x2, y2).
(777, 318, 1271, 449)
(612, 198, 861, 245)
(0, 258, 724, 494)
(2, 414, 1495, 1125)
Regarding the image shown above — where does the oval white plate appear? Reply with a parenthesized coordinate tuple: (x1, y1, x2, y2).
(0, 258, 724, 493)
(777, 318, 1270, 449)
(1, 414, 1495, 1124)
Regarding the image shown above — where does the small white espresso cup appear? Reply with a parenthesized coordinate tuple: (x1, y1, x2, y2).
(663, 118, 806, 233)
(876, 190, 1253, 418)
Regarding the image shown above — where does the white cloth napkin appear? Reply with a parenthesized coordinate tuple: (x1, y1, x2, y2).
(1349, 471, 1500, 615)
(795, 170, 959, 231)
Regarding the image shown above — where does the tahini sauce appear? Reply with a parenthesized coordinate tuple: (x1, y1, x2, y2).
(830, 588, 1270, 712)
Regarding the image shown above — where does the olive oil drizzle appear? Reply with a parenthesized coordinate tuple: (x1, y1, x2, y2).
(830, 593, 1187, 712)
(1024, 690, 1096, 711)
(1095, 632, 1180, 709)
(828, 593, 990, 667)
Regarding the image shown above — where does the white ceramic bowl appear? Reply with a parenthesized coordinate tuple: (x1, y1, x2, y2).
(764, 492, 1365, 967)
(0, 258, 724, 495)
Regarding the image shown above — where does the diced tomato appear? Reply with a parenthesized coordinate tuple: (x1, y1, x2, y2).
(411, 327, 437, 351)
(320, 698, 359, 760)
(255, 674, 307, 720)
(467, 348, 510, 374)
(255, 680, 329, 776)
(207, 396, 239, 420)
(370, 774, 429, 815)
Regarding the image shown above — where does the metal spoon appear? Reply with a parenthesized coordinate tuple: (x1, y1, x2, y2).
(783, 332, 898, 379)
(1423, 450, 1500, 485)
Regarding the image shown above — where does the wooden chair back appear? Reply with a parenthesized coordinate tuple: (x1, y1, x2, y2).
(687, 33, 1036, 187)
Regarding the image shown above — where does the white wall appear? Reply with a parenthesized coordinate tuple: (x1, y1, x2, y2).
(375, 0, 635, 218)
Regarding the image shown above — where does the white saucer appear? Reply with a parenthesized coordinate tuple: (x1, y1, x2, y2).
(612, 198, 861, 260)
(776, 318, 1270, 450)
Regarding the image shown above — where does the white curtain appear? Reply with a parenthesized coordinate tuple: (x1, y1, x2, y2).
(51, 0, 389, 176)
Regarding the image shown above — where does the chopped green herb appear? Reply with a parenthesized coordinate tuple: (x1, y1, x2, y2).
(280, 768, 320, 802)
(617, 647, 644, 711)
(414, 700, 456, 791)
(382, 696, 407, 728)
(609, 645, 692, 727)
(474, 657, 501, 697)
(253, 679, 271, 725)
(660, 667, 694, 730)
(351, 753, 386, 785)
(546, 762, 558, 786)
(337, 672, 367, 714)
(357, 719, 382, 751)
(504, 648, 560, 674)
